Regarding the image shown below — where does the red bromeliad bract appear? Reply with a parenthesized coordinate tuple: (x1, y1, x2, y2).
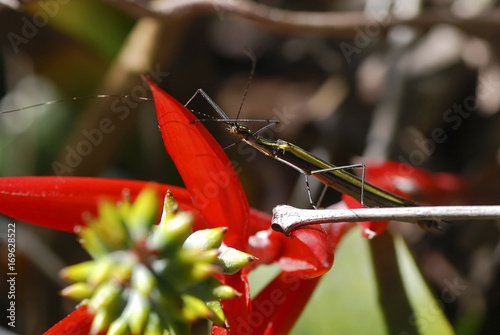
(0, 79, 337, 334)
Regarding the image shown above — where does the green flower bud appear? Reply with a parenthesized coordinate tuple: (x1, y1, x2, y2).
(151, 285, 184, 322)
(78, 226, 108, 258)
(60, 282, 94, 300)
(91, 308, 119, 335)
(59, 260, 95, 283)
(143, 312, 164, 335)
(117, 197, 132, 221)
(147, 212, 193, 254)
(107, 316, 130, 335)
(131, 263, 157, 298)
(162, 191, 179, 217)
(87, 257, 114, 287)
(109, 253, 136, 283)
(206, 300, 226, 327)
(124, 291, 150, 334)
(217, 247, 257, 275)
(190, 263, 220, 282)
(88, 282, 123, 312)
(127, 187, 158, 240)
(190, 278, 241, 301)
(181, 294, 213, 322)
(183, 227, 227, 250)
(212, 284, 241, 300)
(96, 201, 129, 249)
(177, 248, 219, 266)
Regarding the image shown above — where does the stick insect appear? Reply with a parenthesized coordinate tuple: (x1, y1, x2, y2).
(184, 58, 440, 230)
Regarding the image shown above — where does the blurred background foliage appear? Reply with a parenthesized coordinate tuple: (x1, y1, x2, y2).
(0, 0, 500, 334)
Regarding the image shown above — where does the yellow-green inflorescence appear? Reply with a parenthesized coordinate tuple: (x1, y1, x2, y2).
(60, 188, 256, 335)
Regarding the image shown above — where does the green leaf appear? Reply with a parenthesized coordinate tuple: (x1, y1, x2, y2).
(394, 234, 455, 335)
(291, 227, 453, 335)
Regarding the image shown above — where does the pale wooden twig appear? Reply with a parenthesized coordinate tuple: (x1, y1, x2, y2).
(272, 204, 500, 236)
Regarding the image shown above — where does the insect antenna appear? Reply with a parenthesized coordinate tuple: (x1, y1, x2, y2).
(188, 49, 279, 143)
(0, 95, 152, 115)
(235, 48, 257, 120)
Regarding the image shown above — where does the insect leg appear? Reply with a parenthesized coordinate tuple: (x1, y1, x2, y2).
(184, 89, 230, 120)
(315, 184, 329, 209)
(311, 163, 367, 207)
(303, 174, 319, 209)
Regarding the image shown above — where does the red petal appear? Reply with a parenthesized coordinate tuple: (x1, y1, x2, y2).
(211, 326, 229, 335)
(147, 80, 249, 249)
(246, 210, 281, 267)
(0, 176, 196, 232)
(363, 160, 464, 204)
(249, 208, 273, 234)
(250, 273, 321, 334)
(44, 306, 92, 335)
(252, 227, 333, 279)
(279, 225, 333, 278)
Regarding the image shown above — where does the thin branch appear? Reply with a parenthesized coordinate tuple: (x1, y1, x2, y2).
(0, 0, 21, 10)
(108, 0, 500, 37)
(272, 204, 500, 236)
